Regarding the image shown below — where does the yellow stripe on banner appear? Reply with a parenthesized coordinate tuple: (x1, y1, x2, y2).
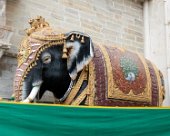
(0, 101, 170, 109)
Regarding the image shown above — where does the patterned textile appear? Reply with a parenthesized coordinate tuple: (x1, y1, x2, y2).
(89, 45, 164, 106)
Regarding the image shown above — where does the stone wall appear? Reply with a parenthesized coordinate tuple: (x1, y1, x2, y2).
(0, 0, 13, 98)
(6, 0, 144, 54)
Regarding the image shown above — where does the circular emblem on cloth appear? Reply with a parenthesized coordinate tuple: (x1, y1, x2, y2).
(120, 56, 138, 81)
(111, 49, 147, 95)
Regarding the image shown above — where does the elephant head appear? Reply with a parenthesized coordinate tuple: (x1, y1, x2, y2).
(14, 16, 94, 102)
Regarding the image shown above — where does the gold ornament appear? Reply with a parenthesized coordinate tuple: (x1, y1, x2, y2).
(81, 36, 85, 43)
(26, 16, 49, 36)
(17, 37, 32, 67)
(76, 34, 80, 39)
(70, 35, 74, 41)
(62, 40, 68, 59)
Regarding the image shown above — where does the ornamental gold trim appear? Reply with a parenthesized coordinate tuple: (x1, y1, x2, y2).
(135, 52, 152, 102)
(71, 88, 88, 105)
(64, 68, 87, 105)
(26, 16, 49, 36)
(17, 37, 31, 67)
(31, 28, 65, 41)
(152, 63, 163, 106)
(65, 62, 96, 106)
(86, 61, 96, 106)
(97, 45, 114, 99)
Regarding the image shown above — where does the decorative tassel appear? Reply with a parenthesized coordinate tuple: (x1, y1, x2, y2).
(81, 36, 85, 43)
(76, 34, 80, 39)
(70, 35, 74, 41)
(19, 92, 22, 96)
(29, 65, 32, 69)
(27, 68, 30, 72)
(62, 40, 68, 59)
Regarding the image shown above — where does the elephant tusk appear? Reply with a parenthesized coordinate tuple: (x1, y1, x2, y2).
(22, 85, 41, 103)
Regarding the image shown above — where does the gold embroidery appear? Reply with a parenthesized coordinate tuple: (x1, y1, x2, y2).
(97, 45, 114, 99)
(86, 61, 96, 106)
(17, 37, 31, 67)
(71, 88, 88, 105)
(152, 63, 163, 106)
(136, 53, 152, 102)
(31, 27, 65, 41)
(71, 62, 96, 106)
(64, 68, 87, 105)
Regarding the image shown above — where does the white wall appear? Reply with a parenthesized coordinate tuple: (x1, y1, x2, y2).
(164, 0, 170, 106)
(144, 0, 170, 106)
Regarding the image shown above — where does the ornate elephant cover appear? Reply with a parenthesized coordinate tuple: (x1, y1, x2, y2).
(14, 16, 66, 101)
(90, 45, 164, 106)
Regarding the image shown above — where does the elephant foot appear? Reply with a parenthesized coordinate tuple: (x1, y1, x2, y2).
(22, 97, 33, 103)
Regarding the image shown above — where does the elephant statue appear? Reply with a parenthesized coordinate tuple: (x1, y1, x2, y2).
(13, 16, 165, 106)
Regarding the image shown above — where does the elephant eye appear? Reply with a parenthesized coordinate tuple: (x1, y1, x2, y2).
(42, 53, 51, 64)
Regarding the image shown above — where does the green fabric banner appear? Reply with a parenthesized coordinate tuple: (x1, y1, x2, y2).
(0, 102, 170, 136)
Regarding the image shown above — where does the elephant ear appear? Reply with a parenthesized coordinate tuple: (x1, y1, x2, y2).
(65, 31, 94, 80)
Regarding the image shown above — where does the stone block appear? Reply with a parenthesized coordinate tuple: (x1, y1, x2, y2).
(136, 36, 144, 43)
(51, 12, 64, 21)
(0, 25, 13, 47)
(64, 7, 79, 17)
(122, 34, 135, 41)
(113, 1, 125, 11)
(64, 16, 80, 25)
(81, 22, 101, 32)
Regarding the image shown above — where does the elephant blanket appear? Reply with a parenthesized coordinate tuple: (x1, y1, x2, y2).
(61, 44, 164, 106)
(13, 16, 164, 106)
(85, 45, 164, 106)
